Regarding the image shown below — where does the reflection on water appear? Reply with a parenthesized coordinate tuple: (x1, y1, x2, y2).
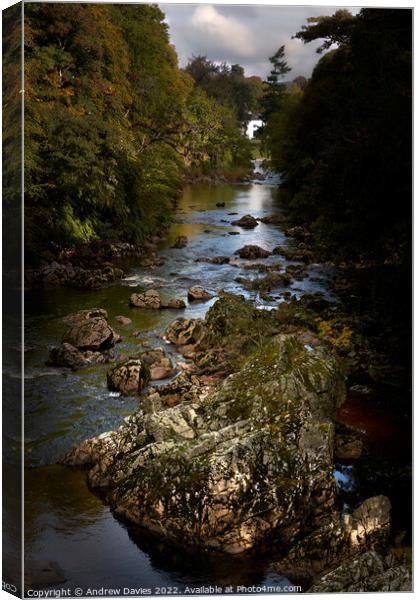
(23, 181, 336, 590)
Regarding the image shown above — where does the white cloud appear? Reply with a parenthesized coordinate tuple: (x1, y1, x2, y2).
(190, 5, 256, 58)
(161, 4, 360, 78)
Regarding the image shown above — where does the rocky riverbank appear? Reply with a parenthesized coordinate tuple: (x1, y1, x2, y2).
(61, 294, 411, 590)
(25, 236, 169, 290)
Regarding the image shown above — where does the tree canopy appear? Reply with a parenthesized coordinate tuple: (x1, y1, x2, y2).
(17, 4, 253, 262)
(263, 8, 412, 261)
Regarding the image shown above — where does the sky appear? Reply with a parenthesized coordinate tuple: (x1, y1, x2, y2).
(161, 4, 359, 80)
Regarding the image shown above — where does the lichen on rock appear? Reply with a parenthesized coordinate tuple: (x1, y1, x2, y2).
(63, 315, 346, 554)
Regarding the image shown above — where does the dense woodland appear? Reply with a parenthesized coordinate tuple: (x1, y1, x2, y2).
(16, 4, 257, 261)
(263, 8, 412, 263)
(3, 6, 412, 267)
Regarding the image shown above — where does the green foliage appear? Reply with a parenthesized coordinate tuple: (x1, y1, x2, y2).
(185, 55, 264, 125)
(264, 9, 412, 261)
(260, 46, 291, 123)
(20, 4, 252, 262)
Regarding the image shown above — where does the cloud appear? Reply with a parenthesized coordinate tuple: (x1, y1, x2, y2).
(190, 5, 256, 58)
(161, 4, 360, 78)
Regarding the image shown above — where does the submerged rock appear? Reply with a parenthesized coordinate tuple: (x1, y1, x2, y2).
(234, 245, 271, 260)
(115, 315, 132, 325)
(187, 286, 214, 302)
(107, 359, 150, 396)
(210, 256, 230, 265)
(62, 310, 120, 351)
(64, 331, 345, 554)
(24, 560, 67, 589)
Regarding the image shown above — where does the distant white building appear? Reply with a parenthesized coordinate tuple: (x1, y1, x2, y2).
(246, 119, 263, 139)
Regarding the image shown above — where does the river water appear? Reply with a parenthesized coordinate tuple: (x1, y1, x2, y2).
(22, 174, 410, 592)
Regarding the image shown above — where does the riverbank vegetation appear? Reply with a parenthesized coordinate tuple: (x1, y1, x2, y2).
(21, 4, 255, 262)
(263, 8, 411, 264)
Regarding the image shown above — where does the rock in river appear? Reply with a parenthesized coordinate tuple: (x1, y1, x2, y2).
(234, 245, 271, 260)
(130, 289, 161, 309)
(62, 309, 121, 351)
(64, 328, 346, 554)
(161, 298, 186, 310)
(172, 235, 188, 248)
(231, 214, 258, 229)
(107, 359, 150, 396)
(130, 290, 185, 310)
(138, 348, 176, 381)
(48, 342, 109, 369)
(259, 214, 286, 225)
(187, 286, 214, 302)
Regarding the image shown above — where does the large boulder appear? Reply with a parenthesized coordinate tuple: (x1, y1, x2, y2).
(130, 289, 161, 309)
(107, 359, 150, 396)
(63, 332, 345, 554)
(234, 245, 271, 260)
(63, 308, 108, 327)
(231, 215, 258, 229)
(62, 310, 120, 351)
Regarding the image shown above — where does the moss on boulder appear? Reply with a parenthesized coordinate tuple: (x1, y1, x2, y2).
(64, 326, 345, 554)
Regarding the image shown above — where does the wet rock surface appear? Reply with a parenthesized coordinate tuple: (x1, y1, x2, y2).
(25, 262, 125, 289)
(187, 286, 214, 302)
(259, 214, 286, 225)
(231, 214, 259, 229)
(107, 359, 150, 396)
(173, 235, 188, 248)
(138, 348, 177, 381)
(64, 296, 346, 554)
(62, 309, 121, 351)
(48, 342, 109, 369)
(234, 245, 271, 260)
(130, 289, 161, 309)
(308, 549, 412, 592)
(130, 289, 186, 310)
(165, 317, 205, 347)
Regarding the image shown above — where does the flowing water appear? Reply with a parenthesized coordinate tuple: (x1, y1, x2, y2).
(20, 172, 410, 593)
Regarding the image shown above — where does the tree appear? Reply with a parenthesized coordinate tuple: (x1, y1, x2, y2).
(264, 9, 412, 260)
(260, 46, 291, 122)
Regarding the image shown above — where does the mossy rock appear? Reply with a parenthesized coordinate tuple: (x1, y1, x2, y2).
(67, 331, 346, 554)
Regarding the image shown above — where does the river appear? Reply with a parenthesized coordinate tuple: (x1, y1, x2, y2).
(22, 172, 410, 592)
